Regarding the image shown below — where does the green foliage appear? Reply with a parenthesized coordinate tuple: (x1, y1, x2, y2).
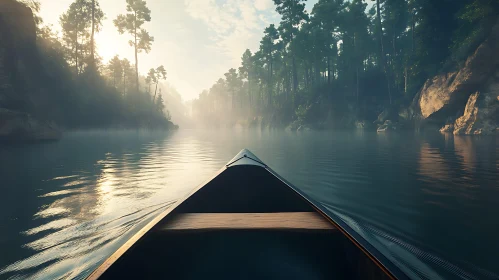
(114, 0, 151, 35)
(450, 0, 499, 67)
(155, 90, 166, 114)
(114, 0, 154, 91)
(59, 0, 104, 75)
(146, 65, 167, 102)
(273, 0, 309, 41)
(191, 0, 499, 127)
(295, 103, 312, 123)
(120, 58, 135, 95)
(224, 68, 242, 110)
(107, 55, 123, 88)
(239, 49, 253, 80)
(13, 0, 173, 129)
(155, 66, 167, 81)
(136, 29, 154, 53)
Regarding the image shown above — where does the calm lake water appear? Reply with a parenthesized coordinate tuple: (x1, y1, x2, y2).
(0, 129, 498, 279)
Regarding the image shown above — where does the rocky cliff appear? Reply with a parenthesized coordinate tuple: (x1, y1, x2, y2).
(0, 0, 60, 142)
(410, 20, 499, 135)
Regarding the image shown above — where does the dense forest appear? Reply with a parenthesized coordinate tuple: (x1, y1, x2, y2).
(190, 0, 499, 130)
(2, 0, 176, 132)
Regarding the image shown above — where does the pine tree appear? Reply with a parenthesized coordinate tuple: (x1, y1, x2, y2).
(114, 0, 154, 93)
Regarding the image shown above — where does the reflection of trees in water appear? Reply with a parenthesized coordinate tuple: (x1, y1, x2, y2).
(418, 142, 452, 183)
(453, 136, 476, 172)
(417, 136, 478, 203)
(1, 131, 227, 279)
(418, 134, 499, 212)
(414, 134, 499, 274)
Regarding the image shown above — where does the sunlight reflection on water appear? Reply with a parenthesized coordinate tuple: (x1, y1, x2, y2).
(1, 131, 226, 279)
(0, 130, 498, 279)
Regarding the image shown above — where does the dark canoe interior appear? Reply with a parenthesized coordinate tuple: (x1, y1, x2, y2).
(91, 150, 400, 280)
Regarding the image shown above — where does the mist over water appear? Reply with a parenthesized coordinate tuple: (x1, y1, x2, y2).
(0, 129, 498, 279)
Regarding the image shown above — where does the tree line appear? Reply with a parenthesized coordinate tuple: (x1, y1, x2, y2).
(191, 0, 499, 129)
(19, 0, 174, 129)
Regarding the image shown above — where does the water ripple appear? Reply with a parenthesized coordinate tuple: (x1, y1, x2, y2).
(0, 130, 498, 279)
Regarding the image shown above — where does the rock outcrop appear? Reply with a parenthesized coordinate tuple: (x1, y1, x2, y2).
(377, 120, 396, 132)
(439, 124, 454, 133)
(0, 0, 61, 142)
(410, 20, 499, 134)
(0, 108, 61, 142)
(355, 120, 367, 129)
(452, 90, 499, 135)
(0, 0, 38, 109)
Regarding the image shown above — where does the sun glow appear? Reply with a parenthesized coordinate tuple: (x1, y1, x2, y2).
(36, 0, 301, 101)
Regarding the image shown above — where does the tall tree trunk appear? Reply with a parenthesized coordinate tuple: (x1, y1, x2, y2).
(327, 55, 331, 86)
(259, 82, 263, 111)
(232, 90, 235, 111)
(354, 33, 359, 102)
(284, 62, 289, 102)
(411, 8, 415, 54)
(90, 0, 95, 70)
(75, 32, 78, 75)
(317, 61, 322, 83)
(304, 67, 308, 89)
(375, 0, 392, 105)
(392, 35, 396, 91)
(375, 0, 384, 62)
(123, 72, 126, 96)
(134, 12, 139, 93)
(153, 82, 158, 102)
(248, 72, 252, 114)
(332, 59, 335, 81)
(356, 66, 360, 102)
(406, 4, 415, 96)
(386, 70, 392, 104)
(268, 61, 272, 110)
(393, 34, 396, 60)
(404, 66, 408, 94)
(292, 56, 298, 100)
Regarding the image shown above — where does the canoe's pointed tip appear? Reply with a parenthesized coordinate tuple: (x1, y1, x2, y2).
(238, 148, 250, 154)
(238, 148, 255, 158)
(226, 149, 266, 168)
(235, 148, 260, 160)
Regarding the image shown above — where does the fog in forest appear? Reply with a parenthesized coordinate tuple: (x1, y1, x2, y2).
(1, 0, 498, 135)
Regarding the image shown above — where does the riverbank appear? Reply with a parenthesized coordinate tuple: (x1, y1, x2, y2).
(236, 19, 499, 135)
(0, 0, 177, 144)
(0, 108, 179, 143)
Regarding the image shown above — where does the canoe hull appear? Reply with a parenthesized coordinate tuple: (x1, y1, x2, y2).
(87, 149, 407, 280)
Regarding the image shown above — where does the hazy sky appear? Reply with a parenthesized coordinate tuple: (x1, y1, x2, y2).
(38, 0, 325, 101)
